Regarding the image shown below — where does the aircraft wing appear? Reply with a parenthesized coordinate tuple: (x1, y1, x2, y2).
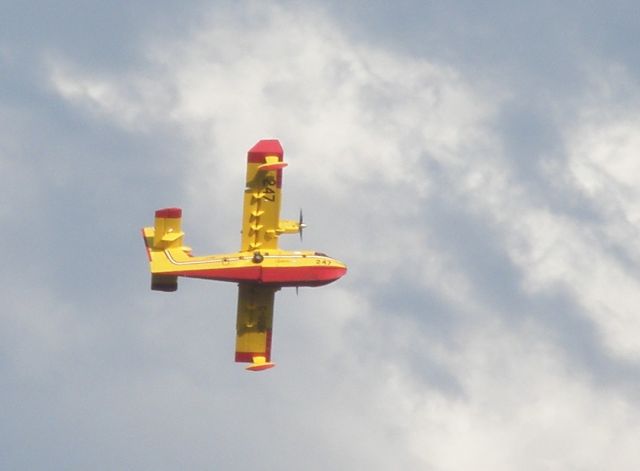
(240, 139, 287, 252)
(235, 283, 279, 371)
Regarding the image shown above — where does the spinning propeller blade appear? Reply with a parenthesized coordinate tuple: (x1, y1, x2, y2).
(298, 209, 307, 241)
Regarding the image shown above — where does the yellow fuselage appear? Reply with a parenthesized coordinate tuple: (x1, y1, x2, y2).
(143, 227, 346, 287)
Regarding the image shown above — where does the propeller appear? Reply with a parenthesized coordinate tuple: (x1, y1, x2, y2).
(296, 209, 306, 296)
(298, 209, 307, 241)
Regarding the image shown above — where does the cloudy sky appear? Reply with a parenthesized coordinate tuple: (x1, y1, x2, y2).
(3, 1, 640, 469)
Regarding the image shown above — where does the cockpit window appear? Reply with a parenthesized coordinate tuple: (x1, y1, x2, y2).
(314, 252, 328, 257)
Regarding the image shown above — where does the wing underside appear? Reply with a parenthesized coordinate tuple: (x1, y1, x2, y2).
(235, 283, 278, 369)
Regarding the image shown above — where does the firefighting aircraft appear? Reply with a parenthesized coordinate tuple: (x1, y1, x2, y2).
(142, 139, 347, 371)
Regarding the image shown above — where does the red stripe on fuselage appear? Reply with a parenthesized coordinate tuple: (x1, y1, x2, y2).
(261, 265, 347, 285)
(171, 266, 261, 282)
(163, 264, 346, 286)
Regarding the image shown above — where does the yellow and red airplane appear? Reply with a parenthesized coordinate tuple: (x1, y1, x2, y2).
(142, 139, 347, 371)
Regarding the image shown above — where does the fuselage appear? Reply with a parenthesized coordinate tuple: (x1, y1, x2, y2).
(143, 229, 346, 287)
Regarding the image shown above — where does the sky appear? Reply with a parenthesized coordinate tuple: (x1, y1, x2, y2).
(2, 1, 640, 469)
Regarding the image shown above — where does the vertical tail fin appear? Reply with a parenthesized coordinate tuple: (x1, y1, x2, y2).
(152, 207, 184, 249)
(143, 207, 184, 292)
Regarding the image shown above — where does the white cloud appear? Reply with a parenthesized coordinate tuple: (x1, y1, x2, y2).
(403, 322, 640, 470)
(569, 113, 640, 228)
(489, 110, 640, 360)
(46, 5, 492, 190)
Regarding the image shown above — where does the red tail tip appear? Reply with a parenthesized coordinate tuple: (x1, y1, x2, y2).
(155, 207, 182, 218)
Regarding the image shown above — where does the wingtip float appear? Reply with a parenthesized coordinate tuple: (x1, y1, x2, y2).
(245, 356, 276, 372)
(142, 139, 347, 371)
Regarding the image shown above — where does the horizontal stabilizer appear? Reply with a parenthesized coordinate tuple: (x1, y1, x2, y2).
(161, 231, 184, 242)
(152, 207, 185, 249)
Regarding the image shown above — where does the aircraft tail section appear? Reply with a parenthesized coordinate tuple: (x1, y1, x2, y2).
(152, 207, 184, 249)
(143, 207, 185, 292)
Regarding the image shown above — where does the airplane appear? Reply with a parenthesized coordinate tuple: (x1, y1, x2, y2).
(142, 139, 347, 371)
